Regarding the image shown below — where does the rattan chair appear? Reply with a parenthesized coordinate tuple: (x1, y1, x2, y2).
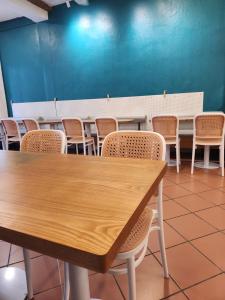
(191, 113, 225, 176)
(152, 115, 180, 173)
(62, 118, 96, 155)
(95, 117, 118, 155)
(22, 118, 40, 132)
(20, 129, 66, 300)
(103, 131, 168, 300)
(1, 118, 22, 150)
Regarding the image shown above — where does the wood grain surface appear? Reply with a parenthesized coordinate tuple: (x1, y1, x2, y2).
(0, 151, 166, 272)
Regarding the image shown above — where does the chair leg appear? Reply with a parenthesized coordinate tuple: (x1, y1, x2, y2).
(127, 256, 136, 300)
(93, 141, 96, 156)
(176, 142, 179, 173)
(83, 142, 86, 155)
(220, 144, 224, 177)
(97, 140, 100, 156)
(157, 182, 169, 278)
(191, 142, 196, 174)
(23, 248, 34, 300)
(75, 144, 78, 154)
(63, 262, 70, 300)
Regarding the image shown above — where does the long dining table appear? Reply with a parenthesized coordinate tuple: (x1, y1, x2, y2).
(0, 150, 166, 300)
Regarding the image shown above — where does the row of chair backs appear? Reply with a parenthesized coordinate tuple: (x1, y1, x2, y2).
(20, 129, 165, 162)
(1, 118, 39, 138)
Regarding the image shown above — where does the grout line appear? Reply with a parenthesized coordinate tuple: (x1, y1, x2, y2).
(113, 275, 126, 300)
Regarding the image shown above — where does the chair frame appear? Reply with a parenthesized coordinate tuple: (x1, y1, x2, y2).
(191, 112, 225, 176)
(62, 117, 96, 155)
(95, 117, 118, 156)
(103, 131, 168, 300)
(1, 118, 22, 150)
(152, 114, 180, 173)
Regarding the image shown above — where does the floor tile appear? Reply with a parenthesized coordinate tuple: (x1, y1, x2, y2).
(184, 274, 225, 300)
(191, 232, 225, 271)
(155, 243, 220, 289)
(194, 174, 225, 188)
(165, 174, 193, 184)
(165, 292, 188, 299)
(0, 241, 10, 267)
(116, 255, 179, 300)
(163, 200, 189, 220)
(9, 244, 41, 264)
(167, 213, 216, 240)
(197, 189, 225, 205)
(179, 181, 211, 193)
(30, 256, 60, 294)
(174, 194, 214, 212)
(90, 273, 124, 300)
(148, 222, 185, 253)
(34, 286, 62, 300)
(196, 207, 225, 230)
(164, 185, 192, 199)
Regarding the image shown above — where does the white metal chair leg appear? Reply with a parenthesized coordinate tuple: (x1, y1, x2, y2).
(63, 262, 70, 300)
(23, 248, 34, 300)
(157, 182, 169, 278)
(176, 142, 179, 173)
(75, 144, 78, 154)
(191, 143, 196, 174)
(220, 144, 224, 177)
(127, 256, 136, 300)
(93, 141, 96, 156)
(97, 140, 100, 156)
(83, 142, 86, 156)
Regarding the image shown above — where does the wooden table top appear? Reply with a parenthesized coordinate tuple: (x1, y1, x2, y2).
(0, 151, 166, 273)
(38, 117, 146, 125)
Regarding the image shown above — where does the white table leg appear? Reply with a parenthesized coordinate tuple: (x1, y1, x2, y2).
(69, 264, 90, 300)
(68, 264, 100, 300)
(194, 145, 219, 169)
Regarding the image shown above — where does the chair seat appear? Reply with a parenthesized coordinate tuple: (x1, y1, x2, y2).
(67, 136, 94, 144)
(8, 136, 21, 142)
(119, 207, 152, 253)
(196, 136, 222, 145)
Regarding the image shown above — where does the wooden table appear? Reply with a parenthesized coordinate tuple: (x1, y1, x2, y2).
(38, 116, 146, 130)
(0, 151, 166, 300)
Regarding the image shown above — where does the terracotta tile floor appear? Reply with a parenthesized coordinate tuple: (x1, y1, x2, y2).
(1, 162, 225, 299)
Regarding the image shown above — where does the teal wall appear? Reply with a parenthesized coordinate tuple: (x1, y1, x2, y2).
(0, 0, 225, 115)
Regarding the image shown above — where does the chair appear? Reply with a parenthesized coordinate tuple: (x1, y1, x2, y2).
(152, 115, 180, 173)
(20, 129, 66, 300)
(191, 113, 225, 176)
(62, 118, 96, 155)
(102, 131, 168, 300)
(22, 118, 40, 132)
(1, 118, 21, 150)
(95, 117, 118, 155)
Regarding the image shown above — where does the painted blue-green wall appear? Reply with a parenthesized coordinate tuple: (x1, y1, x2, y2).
(0, 0, 225, 115)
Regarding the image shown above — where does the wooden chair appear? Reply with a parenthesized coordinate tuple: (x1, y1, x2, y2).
(62, 118, 96, 155)
(102, 131, 168, 300)
(1, 118, 22, 150)
(95, 117, 118, 155)
(22, 118, 40, 132)
(191, 113, 225, 176)
(152, 115, 180, 173)
(20, 129, 66, 300)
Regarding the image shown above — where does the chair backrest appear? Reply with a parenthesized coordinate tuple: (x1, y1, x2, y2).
(62, 118, 84, 138)
(194, 113, 225, 138)
(102, 131, 165, 161)
(95, 117, 118, 138)
(152, 115, 178, 138)
(23, 119, 40, 132)
(1, 118, 21, 138)
(21, 130, 66, 154)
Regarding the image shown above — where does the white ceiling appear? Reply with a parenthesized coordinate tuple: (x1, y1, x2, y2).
(0, 0, 66, 23)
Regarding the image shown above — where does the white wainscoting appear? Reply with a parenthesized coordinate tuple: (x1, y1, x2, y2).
(12, 92, 203, 121)
(0, 63, 8, 118)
